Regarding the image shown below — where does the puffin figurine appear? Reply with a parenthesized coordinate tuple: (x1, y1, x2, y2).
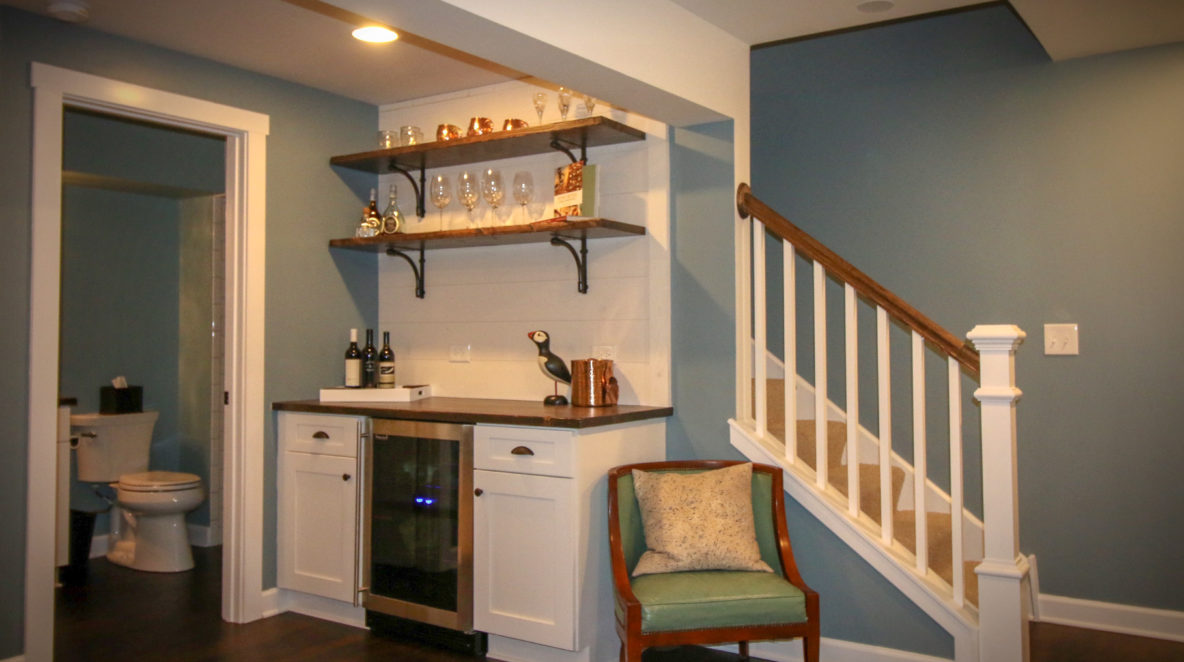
(528, 329, 571, 405)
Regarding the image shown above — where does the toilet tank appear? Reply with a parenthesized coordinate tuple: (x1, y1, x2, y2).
(70, 411, 159, 482)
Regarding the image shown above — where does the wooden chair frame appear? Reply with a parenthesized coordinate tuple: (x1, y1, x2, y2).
(607, 460, 820, 662)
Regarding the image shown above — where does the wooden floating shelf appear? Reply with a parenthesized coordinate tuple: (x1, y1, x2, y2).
(329, 116, 646, 174)
(328, 218, 645, 252)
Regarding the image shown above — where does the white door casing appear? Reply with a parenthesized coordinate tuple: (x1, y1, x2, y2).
(27, 62, 268, 660)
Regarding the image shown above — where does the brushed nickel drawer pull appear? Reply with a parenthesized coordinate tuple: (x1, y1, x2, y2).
(313, 431, 330, 439)
(510, 445, 535, 456)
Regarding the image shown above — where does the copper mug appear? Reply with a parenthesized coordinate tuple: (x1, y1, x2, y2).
(466, 117, 494, 137)
(502, 118, 529, 131)
(570, 358, 619, 407)
(436, 124, 462, 141)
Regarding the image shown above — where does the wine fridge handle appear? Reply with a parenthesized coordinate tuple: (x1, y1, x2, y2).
(355, 429, 370, 608)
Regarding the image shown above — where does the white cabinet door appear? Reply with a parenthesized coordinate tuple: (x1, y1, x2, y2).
(278, 450, 359, 602)
(473, 468, 576, 650)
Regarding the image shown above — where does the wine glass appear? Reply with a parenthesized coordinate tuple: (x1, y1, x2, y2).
(513, 171, 534, 223)
(557, 87, 572, 121)
(429, 174, 451, 223)
(583, 94, 597, 116)
(482, 168, 505, 210)
(457, 171, 479, 218)
(532, 92, 547, 125)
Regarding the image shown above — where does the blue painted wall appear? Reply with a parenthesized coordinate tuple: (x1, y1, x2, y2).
(0, 7, 377, 656)
(753, 4, 1184, 631)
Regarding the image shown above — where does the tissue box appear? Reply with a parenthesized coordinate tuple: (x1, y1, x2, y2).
(100, 386, 142, 414)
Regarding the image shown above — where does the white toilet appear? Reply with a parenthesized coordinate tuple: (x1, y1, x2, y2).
(70, 411, 206, 572)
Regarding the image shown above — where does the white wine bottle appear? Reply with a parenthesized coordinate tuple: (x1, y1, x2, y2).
(344, 328, 362, 388)
(378, 331, 396, 388)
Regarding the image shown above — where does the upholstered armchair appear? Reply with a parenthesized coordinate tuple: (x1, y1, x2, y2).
(607, 460, 820, 661)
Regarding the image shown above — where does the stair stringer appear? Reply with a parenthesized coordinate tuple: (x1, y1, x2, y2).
(730, 417, 981, 662)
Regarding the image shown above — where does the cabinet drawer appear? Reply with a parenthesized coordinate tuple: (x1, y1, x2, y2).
(280, 412, 362, 457)
(474, 425, 575, 478)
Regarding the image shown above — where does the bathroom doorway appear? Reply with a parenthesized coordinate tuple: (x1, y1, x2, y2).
(28, 63, 270, 660)
(57, 108, 227, 568)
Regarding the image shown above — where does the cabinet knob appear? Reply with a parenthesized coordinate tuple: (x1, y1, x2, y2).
(474, 488, 484, 497)
(510, 445, 535, 456)
(342, 473, 351, 481)
(313, 431, 330, 439)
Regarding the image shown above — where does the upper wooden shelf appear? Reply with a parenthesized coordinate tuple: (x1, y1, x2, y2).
(329, 116, 646, 174)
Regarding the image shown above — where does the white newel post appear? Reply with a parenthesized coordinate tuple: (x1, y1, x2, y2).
(968, 324, 1030, 662)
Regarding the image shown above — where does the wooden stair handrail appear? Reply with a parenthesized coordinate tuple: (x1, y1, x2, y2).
(737, 183, 979, 374)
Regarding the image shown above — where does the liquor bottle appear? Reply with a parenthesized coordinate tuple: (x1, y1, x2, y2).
(357, 188, 381, 237)
(378, 331, 396, 388)
(362, 329, 378, 388)
(344, 328, 362, 388)
(381, 185, 404, 235)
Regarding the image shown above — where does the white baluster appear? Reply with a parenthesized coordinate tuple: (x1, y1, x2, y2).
(754, 222, 768, 439)
(912, 330, 927, 573)
(877, 307, 893, 545)
(784, 242, 797, 465)
(736, 215, 753, 425)
(949, 356, 964, 607)
(845, 284, 859, 517)
(968, 325, 1030, 662)
(814, 262, 828, 490)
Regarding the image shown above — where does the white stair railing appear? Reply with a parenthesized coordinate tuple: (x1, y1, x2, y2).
(734, 184, 1028, 662)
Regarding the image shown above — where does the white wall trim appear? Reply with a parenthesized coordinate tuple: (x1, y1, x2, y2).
(272, 589, 367, 628)
(27, 62, 269, 660)
(2, 655, 27, 662)
(714, 637, 954, 662)
(1038, 594, 1184, 644)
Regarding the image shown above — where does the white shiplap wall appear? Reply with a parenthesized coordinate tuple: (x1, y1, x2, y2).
(376, 80, 670, 405)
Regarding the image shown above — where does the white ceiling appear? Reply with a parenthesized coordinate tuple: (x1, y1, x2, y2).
(4, 0, 1182, 107)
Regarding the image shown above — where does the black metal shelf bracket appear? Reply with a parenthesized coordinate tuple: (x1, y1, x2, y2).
(390, 160, 427, 218)
(386, 245, 426, 298)
(550, 235, 589, 294)
(549, 137, 587, 164)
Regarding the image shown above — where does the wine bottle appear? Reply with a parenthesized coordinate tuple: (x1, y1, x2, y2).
(357, 188, 381, 237)
(378, 331, 396, 388)
(344, 328, 362, 388)
(381, 185, 404, 235)
(362, 328, 378, 388)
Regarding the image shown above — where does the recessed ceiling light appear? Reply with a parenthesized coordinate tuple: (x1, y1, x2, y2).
(856, 0, 895, 13)
(47, 0, 89, 22)
(352, 25, 398, 43)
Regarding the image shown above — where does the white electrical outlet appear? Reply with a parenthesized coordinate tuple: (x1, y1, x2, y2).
(593, 345, 616, 360)
(1043, 324, 1079, 356)
(449, 344, 471, 362)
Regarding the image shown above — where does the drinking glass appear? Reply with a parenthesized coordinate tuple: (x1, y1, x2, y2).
(583, 94, 597, 116)
(457, 171, 480, 216)
(429, 174, 451, 222)
(513, 171, 534, 222)
(557, 87, 572, 121)
(532, 92, 547, 125)
(482, 168, 505, 210)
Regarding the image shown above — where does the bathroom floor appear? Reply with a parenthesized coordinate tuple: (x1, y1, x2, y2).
(52, 547, 767, 661)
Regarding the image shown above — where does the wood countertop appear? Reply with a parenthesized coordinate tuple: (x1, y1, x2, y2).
(272, 397, 672, 429)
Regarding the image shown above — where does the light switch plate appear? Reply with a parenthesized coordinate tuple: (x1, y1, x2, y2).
(1044, 324, 1079, 355)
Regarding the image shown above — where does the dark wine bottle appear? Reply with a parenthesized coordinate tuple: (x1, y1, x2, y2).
(362, 328, 378, 388)
(344, 328, 362, 388)
(378, 331, 396, 388)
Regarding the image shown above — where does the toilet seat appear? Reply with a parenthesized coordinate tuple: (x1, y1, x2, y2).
(119, 470, 202, 493)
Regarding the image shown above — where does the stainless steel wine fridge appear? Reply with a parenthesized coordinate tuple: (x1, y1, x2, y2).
(360, 418, 484, 653)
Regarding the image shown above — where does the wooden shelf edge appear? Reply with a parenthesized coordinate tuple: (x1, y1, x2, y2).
(329, 217, 646, 252)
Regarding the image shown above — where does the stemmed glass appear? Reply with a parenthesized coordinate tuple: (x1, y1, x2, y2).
(457, 171, 480, 219)
(429, 174, 451, 224)
(583, 94, 597, 116)
(557, 87, 572, 121)
(532, 92, 547, 125)
(513, 171, 534, 223)
(482, 168, 505, 210)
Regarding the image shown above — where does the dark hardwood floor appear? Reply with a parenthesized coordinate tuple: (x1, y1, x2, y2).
(53, 547, 765, 661)
(56, 546, 1184, 661)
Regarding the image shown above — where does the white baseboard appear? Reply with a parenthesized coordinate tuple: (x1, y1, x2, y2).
(187, 523, 219, 547)
(713, 637, 953, 662)
(1038, 593, 1184, 643)
(273, 588, 367, 628)
(2, 655, 27, 662)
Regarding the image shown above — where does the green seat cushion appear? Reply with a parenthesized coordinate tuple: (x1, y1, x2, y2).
(628, 570, 807, 633)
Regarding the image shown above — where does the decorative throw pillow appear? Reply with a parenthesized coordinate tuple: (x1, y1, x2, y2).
(631, 463, 773, 576)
